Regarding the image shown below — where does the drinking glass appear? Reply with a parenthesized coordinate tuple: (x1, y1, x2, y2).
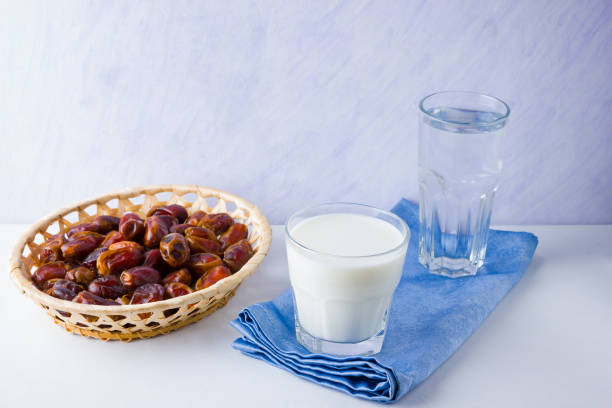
(285, 203, 409, 356)
(418, 91, 510, 278)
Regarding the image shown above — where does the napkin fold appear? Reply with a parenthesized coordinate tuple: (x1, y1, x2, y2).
(230, 199, 538, 403)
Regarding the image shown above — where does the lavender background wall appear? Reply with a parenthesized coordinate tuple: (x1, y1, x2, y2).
(1, 0, 611, 225)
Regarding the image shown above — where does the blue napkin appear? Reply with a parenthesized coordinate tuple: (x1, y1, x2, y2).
(230, 199, 538, 403)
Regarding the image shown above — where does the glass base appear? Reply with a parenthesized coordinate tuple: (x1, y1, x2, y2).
(295, 321, 385, 356)
(420, 255, 482, 278)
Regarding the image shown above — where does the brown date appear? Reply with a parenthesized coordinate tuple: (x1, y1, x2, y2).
(185, 226, 221, 254)
(81, 246, 107, 270)
(185, 226, 216, 241)
(188, 253, 222, 277)
(219, 223, 248, 251)
(223, 239, 254, 272)
(92, 215, 120, 233)
(164, 282, 193, 298)
(161, 268, 192, 286)
(73, 291, 120, 305)
(101, 231, 123, 247)
(120, 266, 161, 290)
(130, 283, 165, 304)
(186, 236, 220, 255)
(194, 265, 231, 290)
(142, 248, 168, 271)
(32, 261, 70, 288)
(115, 294, 131, 305)
(185, 210, 206, 226)
(165, 204, 188, 223)
(96, 246, 143, 276)
(72, 231, 105, 240)
(61, 231, 105, 260)
(46, 279, 83, 300)
(118, 213, 145, 241)
(108, 240, 144, 252)
(65, 266, 97, 286)
(159, 233, 190, 268)
(143, 215, 177, 248)
(64, 261, 81, 271)
(41, 278, 62, 291)
(39, 234, 65, 265)
(66, 222, 100, 238)
(148, 204, 188, 223)
(169, 223, 190, 235)
(88, 275, 127, 299)
(201, 213, 234, 235)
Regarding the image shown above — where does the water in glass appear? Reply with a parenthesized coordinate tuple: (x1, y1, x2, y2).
(418, 104, 506, 277)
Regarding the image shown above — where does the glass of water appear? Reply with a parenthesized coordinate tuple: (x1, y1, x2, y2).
(418, 91, 510, 278)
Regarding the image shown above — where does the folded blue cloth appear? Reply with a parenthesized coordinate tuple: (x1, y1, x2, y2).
(230, 199, 538, 403)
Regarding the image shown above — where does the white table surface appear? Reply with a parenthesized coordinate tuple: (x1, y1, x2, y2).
(1, 224, 611, 408)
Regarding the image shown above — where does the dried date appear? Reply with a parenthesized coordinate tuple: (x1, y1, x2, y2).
(92, 215, 120, 233)
(201, 213, 234, 235)
(32, 261, 70, 288)
(185, 226, 221, 254)
(219, 223, 248, 251)
(143, 215, 176, 248)
(185, 226, 216, 241)
(169, 223, 190, 235)
(115, 294, 131, 305)
(66, 222, 100, 238)
(101, 231, 123, 247)
(194, 265, 231, 290)
(142, 248, 168, 271)
(81, 246, 108, 270)
(161, 268, 192, 286)
(120, 266, 161, 290)
(148, 204, 188, 223)
(185, 210, 206, 226)
(73, 291, 120, 305)
(130, 283, 165, 304)
(108, 240, 144, 252)
(39, 234, 65, 265)
(41, 278, 62, 291)
(188, 253, 222, 277)
(118, 213, 145, 242)
(46, 279, 83, 300)
(164, 282, 193, 298)
(65, 266, 97, 286)
(96, 246, 143, 276)
(223, 239, 254, 272)
(159, 233, 190, 268)
(61, 231, 105, 260)
(88, 275, 127, 299)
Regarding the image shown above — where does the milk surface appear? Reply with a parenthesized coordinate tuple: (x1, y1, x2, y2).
(286, 213, 408, 343)
(290, 213, 403, 256)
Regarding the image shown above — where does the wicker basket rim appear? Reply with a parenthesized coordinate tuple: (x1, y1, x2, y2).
(8, 184, 272, 313)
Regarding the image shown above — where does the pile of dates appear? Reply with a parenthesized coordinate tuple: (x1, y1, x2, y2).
(32, 204, 254, 306)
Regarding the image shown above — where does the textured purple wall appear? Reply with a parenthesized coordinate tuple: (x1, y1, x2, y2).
(0, 1, 611, 224)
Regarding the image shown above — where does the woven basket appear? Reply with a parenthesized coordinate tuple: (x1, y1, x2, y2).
(8, 185, 271, 341)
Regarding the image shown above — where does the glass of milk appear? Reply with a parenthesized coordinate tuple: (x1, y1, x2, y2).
(285, 203, 409, 356)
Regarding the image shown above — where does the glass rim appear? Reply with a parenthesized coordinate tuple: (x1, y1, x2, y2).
(284, 202, 410, 259)
(419, 90, 511, 126)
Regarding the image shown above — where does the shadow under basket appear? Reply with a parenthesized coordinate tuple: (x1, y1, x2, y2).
(8, 185, 272, 341)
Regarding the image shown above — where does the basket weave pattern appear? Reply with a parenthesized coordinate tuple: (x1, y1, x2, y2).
(8, 185, 271, 341)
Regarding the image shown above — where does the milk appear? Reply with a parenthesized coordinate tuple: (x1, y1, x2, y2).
(286, 213, 408, 343)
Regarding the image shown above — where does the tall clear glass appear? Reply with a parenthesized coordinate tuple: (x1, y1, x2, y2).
(418, 91, 510, 278)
